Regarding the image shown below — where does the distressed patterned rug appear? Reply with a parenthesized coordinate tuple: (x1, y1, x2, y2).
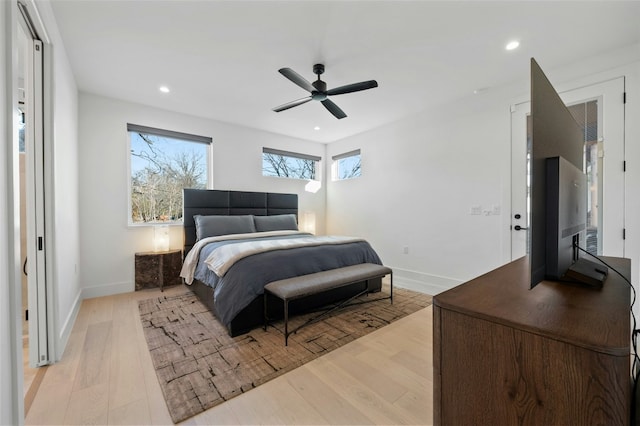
(138, 285, 431, 423)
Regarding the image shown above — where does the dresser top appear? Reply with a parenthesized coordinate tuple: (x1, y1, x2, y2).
(433, 256, 631, 356)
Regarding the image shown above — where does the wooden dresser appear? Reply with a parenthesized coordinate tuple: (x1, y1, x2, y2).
(433, 256, 631, 425)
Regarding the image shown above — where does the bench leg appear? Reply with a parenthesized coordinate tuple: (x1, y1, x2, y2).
(263, 292, 268, 331)
(284, 300, 289, 346)
(390, 270, 393, 304)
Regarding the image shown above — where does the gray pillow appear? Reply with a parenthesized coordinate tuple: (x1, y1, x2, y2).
(253, 214, 298, 232)
(194, 215, 256, 240)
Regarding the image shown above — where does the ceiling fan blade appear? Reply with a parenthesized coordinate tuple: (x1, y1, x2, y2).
(326, 80, 378, 96)
(278, 68, 316, 93)
(321, 99, 347, 119)
(272, 96, 312, 112)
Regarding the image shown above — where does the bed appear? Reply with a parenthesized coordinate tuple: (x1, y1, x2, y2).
(181, 188, 384, 337)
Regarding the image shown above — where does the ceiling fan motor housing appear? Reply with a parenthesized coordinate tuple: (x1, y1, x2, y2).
(312, 79, 327, 92)
(311, 91, 327, 101)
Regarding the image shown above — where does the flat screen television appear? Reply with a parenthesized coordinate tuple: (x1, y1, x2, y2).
(529, 58, 607, 288)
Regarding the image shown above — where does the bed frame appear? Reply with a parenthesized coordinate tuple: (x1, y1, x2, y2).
(183, 188, 382, 337)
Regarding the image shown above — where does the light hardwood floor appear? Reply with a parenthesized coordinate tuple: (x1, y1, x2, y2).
(26, 284, 434, 425)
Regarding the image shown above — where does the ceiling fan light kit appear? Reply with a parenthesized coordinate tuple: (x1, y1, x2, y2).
(273, 63, 378, 119)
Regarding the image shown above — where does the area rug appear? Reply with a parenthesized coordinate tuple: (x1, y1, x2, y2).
(138, 285, 431, 423)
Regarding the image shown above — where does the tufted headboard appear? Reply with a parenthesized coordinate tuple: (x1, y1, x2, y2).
(182, 189, 298, 255)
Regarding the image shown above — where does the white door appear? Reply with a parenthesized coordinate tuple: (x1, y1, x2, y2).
(18, 10, 49, 367)
(511, 77, 625, 260)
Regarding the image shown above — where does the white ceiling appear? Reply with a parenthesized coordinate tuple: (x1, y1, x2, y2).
(49, 1, 640, 143)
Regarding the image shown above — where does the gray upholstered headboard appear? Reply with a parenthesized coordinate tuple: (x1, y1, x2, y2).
(182, 189, 298, 255)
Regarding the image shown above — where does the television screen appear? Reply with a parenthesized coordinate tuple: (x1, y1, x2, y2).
(529, 58, 607, 288)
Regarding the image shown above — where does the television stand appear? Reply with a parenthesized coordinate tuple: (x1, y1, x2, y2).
(433, 256, 631, 425)
(562, 257, 608, 288)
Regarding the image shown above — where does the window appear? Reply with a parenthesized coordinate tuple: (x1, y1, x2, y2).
(262, 147, 320, 180)
(332, 149, 361, 180)
(128, 124, 211, 224)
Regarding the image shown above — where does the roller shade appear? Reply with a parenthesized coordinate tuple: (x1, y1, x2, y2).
(332, 149, 360, 161)
(127, 123, 212, 145)
(263, 147, 321, 162)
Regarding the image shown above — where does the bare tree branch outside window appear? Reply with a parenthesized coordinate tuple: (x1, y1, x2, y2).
(262, 152, 316, 179)
(130, 132, 207, 224)
(336, 154, 361, 180)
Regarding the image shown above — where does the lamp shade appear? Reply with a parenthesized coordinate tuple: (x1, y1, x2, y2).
(153, 225, 170, 252)
(300, 211, 316, 235)
(305, 180, 321, 193)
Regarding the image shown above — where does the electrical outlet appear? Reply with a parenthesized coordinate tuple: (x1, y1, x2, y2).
(403, 246, 409, 254)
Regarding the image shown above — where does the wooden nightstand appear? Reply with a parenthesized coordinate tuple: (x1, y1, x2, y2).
(134, 249, 183, 291)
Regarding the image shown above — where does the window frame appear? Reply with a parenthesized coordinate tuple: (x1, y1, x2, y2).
(127, 123, 213, 226)
(262, 147, 321, 181)
(332, 149, 361, 181)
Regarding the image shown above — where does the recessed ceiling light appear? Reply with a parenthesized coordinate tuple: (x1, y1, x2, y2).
(314, 126, 320, 131)
(159, 85, 170, 93)
(505, 40, 520, 51)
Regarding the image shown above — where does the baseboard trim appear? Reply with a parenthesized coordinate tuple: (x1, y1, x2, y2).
(392, 267, 463, 296)
(81, 281, 133, 300)
(57, 290, 82, 361)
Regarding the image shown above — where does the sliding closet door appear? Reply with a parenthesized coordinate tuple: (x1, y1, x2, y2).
(19, 12, 49, 367)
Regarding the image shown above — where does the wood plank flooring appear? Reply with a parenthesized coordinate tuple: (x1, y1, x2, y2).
(26, 284, 434, 425)
(24, 338, 47, 415)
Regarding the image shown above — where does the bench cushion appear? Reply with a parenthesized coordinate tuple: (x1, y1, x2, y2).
(265, 263, 391, 300)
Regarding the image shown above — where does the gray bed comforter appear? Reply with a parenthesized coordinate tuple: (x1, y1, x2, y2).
(193, 233, 383, 327)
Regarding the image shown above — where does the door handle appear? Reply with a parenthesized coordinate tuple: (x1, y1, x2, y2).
(514, 225, 528, 231)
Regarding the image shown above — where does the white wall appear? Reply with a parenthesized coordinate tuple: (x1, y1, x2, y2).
(78, 93, 327, 297)
(327, 44, 640, 299)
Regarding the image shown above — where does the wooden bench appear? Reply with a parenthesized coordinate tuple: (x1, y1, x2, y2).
(263, 263, 393, 345)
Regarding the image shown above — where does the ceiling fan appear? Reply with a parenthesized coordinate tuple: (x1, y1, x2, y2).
(272, 63, 378, 119)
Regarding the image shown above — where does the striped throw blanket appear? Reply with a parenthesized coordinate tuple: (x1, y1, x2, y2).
(205, 235, 364, 277)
